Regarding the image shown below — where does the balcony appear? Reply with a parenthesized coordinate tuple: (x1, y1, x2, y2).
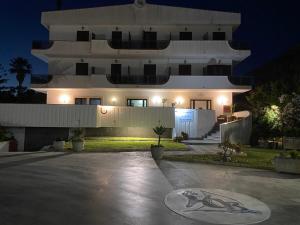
(32, 41, 54, 50)
(228, 40, 250, 50)
(107, 40, 170, 50)
(31, 74, 53, 84)
(106, 74, 170, 85)
(228, 76, 254, 86)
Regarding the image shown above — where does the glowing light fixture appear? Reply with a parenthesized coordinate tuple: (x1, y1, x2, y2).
(152, 96, 162, 104)
(175, 97, 184, 105)
(217, 95, 228, 106)
(111, 97, 117, 104)
(59, 94, 70, 104)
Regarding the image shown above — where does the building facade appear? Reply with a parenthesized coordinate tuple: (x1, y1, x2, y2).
(0, 0, 252, 151)
(31, 0, 250, 117)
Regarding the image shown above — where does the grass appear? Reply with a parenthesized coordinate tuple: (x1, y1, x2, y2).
(65, 137, 188, 152)
(163, 147, 283, 170)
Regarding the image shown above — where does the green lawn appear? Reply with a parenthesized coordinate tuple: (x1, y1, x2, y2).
(65, 137, 188, 152)
(163, 147, 283, 170)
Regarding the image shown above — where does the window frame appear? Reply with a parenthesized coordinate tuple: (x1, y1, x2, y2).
(127, 98, 148, 107)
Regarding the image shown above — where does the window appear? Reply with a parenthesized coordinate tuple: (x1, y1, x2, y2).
(76, 63, 89, 75)
(179, 64, 192, 75)
(77, 31, 90, 41)
(75, 98, 88, 105)
(190, 99, 212, 110)
(127, 99, 147, 107)
(179, 32, 192, 40)
(212, 32, 226, 40)
(89, 98, 102, 105)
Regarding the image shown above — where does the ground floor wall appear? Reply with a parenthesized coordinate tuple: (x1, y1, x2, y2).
(85, 128, 172, 138)
(46, 88, 233, 117)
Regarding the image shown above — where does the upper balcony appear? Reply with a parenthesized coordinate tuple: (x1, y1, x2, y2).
(31, 40, 250, 62)
(31, 74, 251, 92)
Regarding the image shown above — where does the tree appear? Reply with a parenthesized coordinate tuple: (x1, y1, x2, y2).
(153, 125, 166, 147)
(0, 64, 7, 86)
(9, 57, 32, 94)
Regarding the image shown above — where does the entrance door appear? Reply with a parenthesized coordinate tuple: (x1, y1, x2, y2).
(144, 64, 156, 83)
(77, 31, 90, 41)
(111, 64, 122, 83)
(143, 31, 157, 48)
(190, 99, 212, 110)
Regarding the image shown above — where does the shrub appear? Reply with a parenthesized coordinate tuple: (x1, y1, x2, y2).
(173, 136, 183, 143)
(71, 128, 84, 142)
(181, 132, 188, 140)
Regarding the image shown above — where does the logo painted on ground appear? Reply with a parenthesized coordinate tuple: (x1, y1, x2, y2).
(164, 188, 271, 225)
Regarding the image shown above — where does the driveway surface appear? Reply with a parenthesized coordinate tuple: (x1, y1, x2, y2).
(0, 151, 299, 225)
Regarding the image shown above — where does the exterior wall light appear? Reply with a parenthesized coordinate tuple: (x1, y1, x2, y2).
(217, 95, 228, 106)
(175, 97, 184, 105)
(59, 95, 70, 104)
(152, 96, 162, 105)
(112, 97, 117, 104)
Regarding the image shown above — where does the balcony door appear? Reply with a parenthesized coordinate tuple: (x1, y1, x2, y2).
(111, 64, 122, 83)
(76, 63, 89, 75)
(143, 31, 157, 48)
(77, 31, 90, 41)
(144, 64, 156, 83)
(212, 32, 226, 40)
(111, 31, 122, 48)
(179, 64, 192, 75)
(179, 32, 192, 40)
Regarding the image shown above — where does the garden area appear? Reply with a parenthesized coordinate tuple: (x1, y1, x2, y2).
(64, 137, 188, 152)
(163, 147, 299, 170)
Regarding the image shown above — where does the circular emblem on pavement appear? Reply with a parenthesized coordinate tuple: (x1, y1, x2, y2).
(165, 188, 271, 225)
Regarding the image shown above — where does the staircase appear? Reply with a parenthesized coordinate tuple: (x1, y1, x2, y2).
(182, 123, 221, 145)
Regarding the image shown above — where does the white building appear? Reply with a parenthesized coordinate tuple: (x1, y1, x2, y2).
(0, 0, 252, 151)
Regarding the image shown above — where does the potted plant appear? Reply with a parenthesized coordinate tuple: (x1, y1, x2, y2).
(274, 151, 300, 174)
(71, 128, 85, 152)
(53, 138, 65, 151)
(151, 125, 166, 160)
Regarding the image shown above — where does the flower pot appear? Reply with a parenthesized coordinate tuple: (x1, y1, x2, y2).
(53, 141, 65, 151)
(274, 157, 300, 174)
(283, 137, 300, 150)
(150, 146, 164, 160)
(72, 140, 84, 152)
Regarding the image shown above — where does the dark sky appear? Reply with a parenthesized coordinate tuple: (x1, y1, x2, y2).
(0, 0, 299, 86)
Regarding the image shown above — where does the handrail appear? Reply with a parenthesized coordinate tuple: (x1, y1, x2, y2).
(32, 41, 54, 50)
(106, 74, 170, 85)
(31, 74, 53, 84)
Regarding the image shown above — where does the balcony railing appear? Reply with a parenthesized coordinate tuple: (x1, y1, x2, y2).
(31, 74, 53, 84)
(32, 41, 54, 50)
(106, 74, 170, 85)
(228, 76, 254, 86)
(107, 40, 170, 50)
(228, 41, 250, 50)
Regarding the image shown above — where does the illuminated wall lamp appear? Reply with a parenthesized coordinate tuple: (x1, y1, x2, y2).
(59, 95, 70, 104)
(217, 96, 228, 106)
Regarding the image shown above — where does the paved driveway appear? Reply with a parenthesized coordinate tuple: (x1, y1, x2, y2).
(0, 152, 299, 225)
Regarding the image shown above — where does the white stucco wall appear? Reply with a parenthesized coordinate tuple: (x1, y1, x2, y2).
(45, 88, 232, 117)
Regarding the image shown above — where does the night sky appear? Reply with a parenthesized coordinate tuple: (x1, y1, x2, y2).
(0, 0, 299, 86)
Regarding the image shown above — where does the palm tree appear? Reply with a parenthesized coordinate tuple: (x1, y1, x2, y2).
(9, 57, 32, 93)
(0, 64, 7, 86)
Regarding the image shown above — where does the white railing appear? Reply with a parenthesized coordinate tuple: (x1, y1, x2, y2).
(220, 111, 252, 144)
